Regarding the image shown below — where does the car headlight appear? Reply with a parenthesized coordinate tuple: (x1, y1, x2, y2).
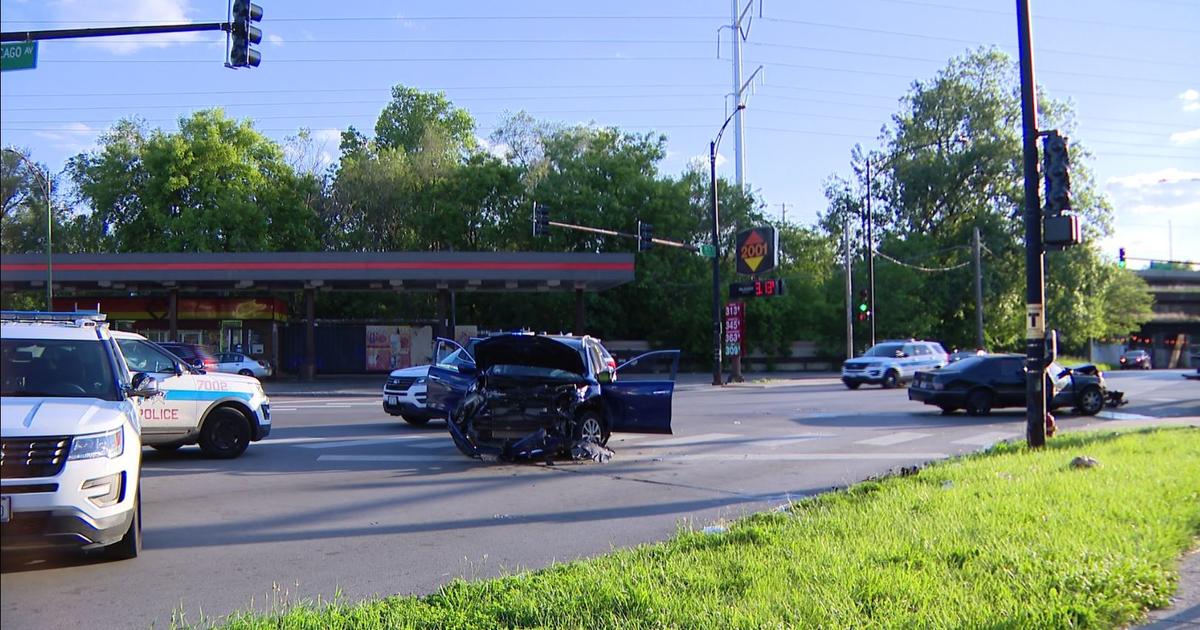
(415, 376, 427, 385)
(69, 427, 124, 461)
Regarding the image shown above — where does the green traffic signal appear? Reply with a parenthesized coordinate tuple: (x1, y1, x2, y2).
(858, 303, 868, 312)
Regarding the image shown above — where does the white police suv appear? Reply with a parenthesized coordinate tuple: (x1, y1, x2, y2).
(110, 331, 270, 458)
(383, 365, 435, 426)
(841, 339, 949, 389)
(1, 311, 158, 559)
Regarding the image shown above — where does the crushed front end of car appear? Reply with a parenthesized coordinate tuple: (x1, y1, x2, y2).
(446, 336, 613, 463)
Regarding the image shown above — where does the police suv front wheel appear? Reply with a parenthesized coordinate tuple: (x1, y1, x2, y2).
(198, 408, 251, 459)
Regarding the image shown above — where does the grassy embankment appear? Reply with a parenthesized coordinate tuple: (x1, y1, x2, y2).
(209, 428, 1198, 630)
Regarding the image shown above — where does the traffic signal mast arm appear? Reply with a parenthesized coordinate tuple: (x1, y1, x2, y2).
(544, 219, 700, 252)
(2, 22, 228, 42)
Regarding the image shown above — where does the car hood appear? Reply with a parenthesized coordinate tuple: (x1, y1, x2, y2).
(473, 336, 585, 375)
(195, 371, 260, 388)
(389, 365, 430, 378)
(1, 397, 131, 438)
(843, 358, 879, 367)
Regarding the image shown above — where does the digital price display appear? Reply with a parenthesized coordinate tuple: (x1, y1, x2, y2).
(729, 278, 786, 299)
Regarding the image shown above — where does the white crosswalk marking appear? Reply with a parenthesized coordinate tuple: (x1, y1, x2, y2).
(855, 432, 933, 446)
(951, 431, 1017, 446)
(639, 432, 741, 447)
(652, 452, 949, 462)
(1097, 410, 1156, 421)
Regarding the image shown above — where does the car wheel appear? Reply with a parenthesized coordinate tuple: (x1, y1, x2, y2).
(105, 488, 141, 561)
(238, 369, 254, 376)
(939, 406, 958, 415)
(198, 408, 251, 459)
(1077, 386, 1104, 416)
(844, 381, 861, 390)
(574, 410, 610, 446)
(150, 444, 182, 453)
(401, 414, 431, 426)
(881, 370, 900, 389)
(965, 389, 993, 416)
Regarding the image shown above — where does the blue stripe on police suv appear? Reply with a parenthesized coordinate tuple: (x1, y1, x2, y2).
(163, 391, 254, 402)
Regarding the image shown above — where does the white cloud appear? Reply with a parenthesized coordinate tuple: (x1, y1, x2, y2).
(1103, 168, 1200, 264)
(1168, 128, 1200, 145)
(687, 152, 727, 172)
(310, 128, 343, 146)
(57, 0, 203, 55)
(33, 122, 99, 154)
(1106, 168, 1200, 190)
(474, 135, 512, 160)
(267, 34, 284, 47)
(1181, 89, 1200, 112)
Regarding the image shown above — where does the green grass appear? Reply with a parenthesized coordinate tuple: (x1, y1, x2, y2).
(212, 428, 1199, 630)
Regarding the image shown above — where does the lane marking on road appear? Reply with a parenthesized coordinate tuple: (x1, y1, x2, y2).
(855, 432, 934, 446)
(649, 452, 949, 462)
(749, 433, 834, 449)
(317, 454, 456, 463)
(639, 432, 741, 447)
(1096, 410, 1157, 421)
(951, 431, 1017, 446)
(268, 397, 377, 404)
(271, 407, 298, 411)
(263, 434, 421, 446)
(296, 435, 434, 449)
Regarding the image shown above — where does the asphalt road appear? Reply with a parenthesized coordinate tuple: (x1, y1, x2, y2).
(2, 370, 1197, 629)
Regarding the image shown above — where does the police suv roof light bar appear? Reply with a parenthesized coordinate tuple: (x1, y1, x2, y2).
(0, 310, 107, 323)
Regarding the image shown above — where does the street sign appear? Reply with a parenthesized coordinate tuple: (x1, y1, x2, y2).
(698, 244, 716, 258)
(1, 42, 38, 72)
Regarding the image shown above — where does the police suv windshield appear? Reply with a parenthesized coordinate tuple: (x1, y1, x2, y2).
(1, 338, 120, 401)
(863, 343, 904, 358)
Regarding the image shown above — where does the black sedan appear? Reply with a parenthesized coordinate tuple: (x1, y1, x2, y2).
(908, 354, 1107, 416)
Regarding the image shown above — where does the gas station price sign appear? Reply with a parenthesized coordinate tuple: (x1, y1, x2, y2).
(729, 278, 786, 299)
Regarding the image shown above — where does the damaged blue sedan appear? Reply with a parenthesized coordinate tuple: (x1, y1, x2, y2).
(425, 333, 678, 463)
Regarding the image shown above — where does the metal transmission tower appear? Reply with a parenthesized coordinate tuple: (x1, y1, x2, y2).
(718, 0, 764, 191)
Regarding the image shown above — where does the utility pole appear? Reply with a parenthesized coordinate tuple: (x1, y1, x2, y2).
(865, 160, 876, 348)
(1017, 0, 1047, 448)
(778, 203, 788, 223)
(974, 226, 984, 350)
(845, 222, 854, 360)
(731, 0, 746, 189)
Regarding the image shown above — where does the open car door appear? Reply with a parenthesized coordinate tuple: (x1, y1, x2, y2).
(602, 350, 680, 434)
(424, 338, 476, 417)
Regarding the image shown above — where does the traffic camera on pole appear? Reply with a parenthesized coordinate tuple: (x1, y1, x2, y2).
(532, 203, 549, 237)
(228, 0, 263, 68)
(637, 221, 654, 252)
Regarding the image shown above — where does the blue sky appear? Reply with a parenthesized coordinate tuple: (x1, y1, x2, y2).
(2, 0, 1197, 267)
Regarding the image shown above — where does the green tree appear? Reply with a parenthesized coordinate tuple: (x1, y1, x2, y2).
(68, 110, 320, 253)
(823, 47, 1152, 353)
(374, 85, 476, 155)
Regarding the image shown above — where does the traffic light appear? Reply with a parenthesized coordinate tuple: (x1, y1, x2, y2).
(1118, 247, 1126, 268)
(637, 221, 654, 251)
(228, 0, 263, 68)
(858, 289, 869, 313)
(532, 203, 549, 237)
(1042, 131, 1071, 216)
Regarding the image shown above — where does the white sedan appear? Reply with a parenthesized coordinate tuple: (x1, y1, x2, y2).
(215, 352, 273, 378)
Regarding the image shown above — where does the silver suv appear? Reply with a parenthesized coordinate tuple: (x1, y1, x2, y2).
(841, 339, 949, 389)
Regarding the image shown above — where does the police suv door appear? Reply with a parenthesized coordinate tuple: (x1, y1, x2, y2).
(116, 338, 197, 439)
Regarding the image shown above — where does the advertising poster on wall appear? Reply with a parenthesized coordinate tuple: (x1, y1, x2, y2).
(365, 326, 412, 371)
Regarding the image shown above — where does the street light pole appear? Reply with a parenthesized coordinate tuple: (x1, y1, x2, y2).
(3, 148, 52, 309)
(710, 104, 745, 387)
(865, 159, 876, 348)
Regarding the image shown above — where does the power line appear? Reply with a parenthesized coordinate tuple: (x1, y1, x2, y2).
(873, 249, 972, 272)
(0, 83, 727, 98)
(38, 55, 717, 64)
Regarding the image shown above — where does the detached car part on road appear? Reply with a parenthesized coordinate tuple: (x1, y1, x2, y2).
(1, 311, 158, 560)
(907, 354, 1113, 416)
(426, 334, 678, 463)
